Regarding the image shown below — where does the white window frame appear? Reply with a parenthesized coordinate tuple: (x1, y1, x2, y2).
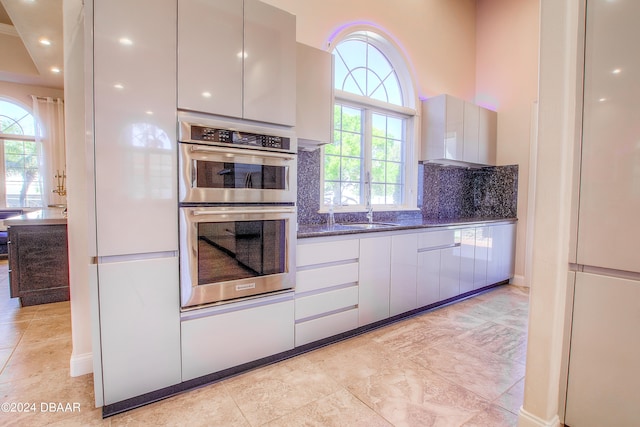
(321, 29, 418, 213)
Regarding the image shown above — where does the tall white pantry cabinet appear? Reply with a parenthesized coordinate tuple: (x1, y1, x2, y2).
(564, 0, 640, 425)
(88, 0, 181, 406)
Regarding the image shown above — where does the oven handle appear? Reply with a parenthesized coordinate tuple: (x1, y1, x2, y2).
(191, 208, 295, 216)
(189, 144, 296, 160)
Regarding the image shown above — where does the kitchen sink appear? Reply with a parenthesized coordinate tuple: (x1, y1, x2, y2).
(337, 222, 399, 230)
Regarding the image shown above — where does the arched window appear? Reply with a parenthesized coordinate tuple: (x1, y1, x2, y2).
(0, 99, 43, 207)
(324, 29, 416, 211)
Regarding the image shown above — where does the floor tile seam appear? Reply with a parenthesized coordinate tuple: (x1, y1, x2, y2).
(219, 379, 265, 427)
(339, 385, 396, 427)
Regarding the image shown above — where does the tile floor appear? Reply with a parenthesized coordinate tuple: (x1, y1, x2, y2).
(0, 259, 529, 426)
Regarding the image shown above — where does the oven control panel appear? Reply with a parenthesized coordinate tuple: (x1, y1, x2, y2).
(190, 125, 290, 151)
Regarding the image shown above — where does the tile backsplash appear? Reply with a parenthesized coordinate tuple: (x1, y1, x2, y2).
(296, 149, 518, 225)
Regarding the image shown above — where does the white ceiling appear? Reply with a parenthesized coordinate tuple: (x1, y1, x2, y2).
(0, 0, 63, 89)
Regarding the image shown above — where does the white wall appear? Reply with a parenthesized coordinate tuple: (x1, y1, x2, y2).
(63, 0, 93, 377)
(475, 0, 540, 286)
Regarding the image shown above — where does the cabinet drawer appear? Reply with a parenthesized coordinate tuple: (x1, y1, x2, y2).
(295, 285, 358, 321)
(296, 262, 358, 294)
(295, 308, 359, 346)
(297, 239, 359, 267)
(181, 297, 294, 381)
(418, 229, 457, 249)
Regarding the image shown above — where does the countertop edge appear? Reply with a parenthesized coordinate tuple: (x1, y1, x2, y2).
(297, 218, 518, 239)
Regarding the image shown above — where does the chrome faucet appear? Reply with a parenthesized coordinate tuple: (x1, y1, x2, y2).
(365, 171, 373, 224)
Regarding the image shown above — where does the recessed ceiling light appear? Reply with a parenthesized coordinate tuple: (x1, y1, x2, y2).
(598, 97, 607, 102)
(236, 51, 247, 59)
(39, 38, 51, 46)
(202, 91, 212, 98)
(612, 68, 622, 74)
(119, 37, 133, 46)
(113, 83, 124, 90)
(50, 67, 61, 74)
(145, 111, 153, 115)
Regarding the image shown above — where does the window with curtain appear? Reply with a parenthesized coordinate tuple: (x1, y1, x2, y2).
(0, 99, 43, 207)
(324, 30, 415, 211)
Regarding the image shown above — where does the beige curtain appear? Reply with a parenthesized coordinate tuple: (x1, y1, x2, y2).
(32, 96, 66, 207)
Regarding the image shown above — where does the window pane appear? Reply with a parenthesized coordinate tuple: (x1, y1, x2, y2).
(372, 137, 386, 161)
(387, 162, 402, 184)
(388, 139, 403, 162)
(371, 160, 385, 182)
(340, 182, 360, 205)
(324, 155, 341, 181)
(324, 181, 340, 205)
(342, 132, 361, 157)
(0, 100, 36, 136)
(371, 183, 385, 204)
(325, 137, 341, 156)
(341, 157, 361, 183)
(372, 114, 386, 137)
(367, 45, 393, 81)
(335, 40, 366, 72)
(386, 184, 402, 204)
(341, 107, 361, 133)
(387, 117, 403, 139)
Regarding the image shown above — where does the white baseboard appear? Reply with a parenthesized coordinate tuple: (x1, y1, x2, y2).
(70, 352, 93, 377)
(518, 407, 561, 427)
(510, 274, 529, 287)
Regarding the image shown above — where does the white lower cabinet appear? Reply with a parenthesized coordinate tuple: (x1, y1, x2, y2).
(473, 226, 489, 289)
(181, 293, 294, 381)
(98, 257, 181, 405)
(358, 236, 391, 326)
(459, 228, 476, 294)
(417, 249, 441, 306)
(390, 234, 418, 316)
(295, 238, 360, 346)
(486, 223, 516, 284)
(439, 246, 461, 299)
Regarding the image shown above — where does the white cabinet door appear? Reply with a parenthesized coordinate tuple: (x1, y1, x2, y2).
(93, 0, 177, 256)
(243, 0, 296, 126)
(417, 249, 440, 307)
(296, 43, 333, 148)
(478, 107, 497, 165)
(463, 102, 479, 163)
(444, 95, 465, 160)
(359, 236, 391, 325)
(486, 223, 516, 284)
(98, 257, 181, 405)
(565, 273, 640, 426)
(177, 0, 243, 118)
(459, 228, 475, 294)
(390, 233, 418, 316)
(439, 246, 461, 300)
(473, 226, 489, 289)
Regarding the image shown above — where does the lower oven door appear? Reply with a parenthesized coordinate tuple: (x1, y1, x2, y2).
(179, 206, 296, 309)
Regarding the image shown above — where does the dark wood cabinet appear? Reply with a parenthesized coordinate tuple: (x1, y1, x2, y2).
(8, 224, 69, 306)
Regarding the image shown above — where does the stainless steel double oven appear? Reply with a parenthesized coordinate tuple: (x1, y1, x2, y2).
(178, 114, 297, 310)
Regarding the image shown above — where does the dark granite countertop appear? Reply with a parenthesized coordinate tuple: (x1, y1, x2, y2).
(297, 217, 517, 239)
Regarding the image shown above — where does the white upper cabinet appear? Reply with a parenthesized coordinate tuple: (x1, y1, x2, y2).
(177, 0, 243, 119)
(296, 43, 334, 149)
(421, 94, 497, 165)
(243, 0, 296, 126)
(177, 0, 296, 126)
(93, 0, 178, 256)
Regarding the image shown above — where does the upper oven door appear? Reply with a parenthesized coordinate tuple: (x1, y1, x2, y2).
(179, 143, 297, 204)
